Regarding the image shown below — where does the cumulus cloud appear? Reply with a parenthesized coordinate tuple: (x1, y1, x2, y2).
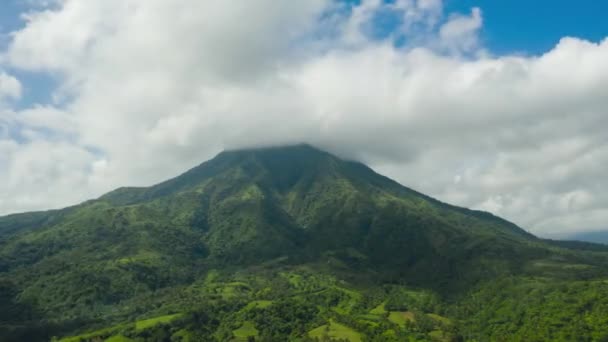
(0, 71, 21, 100)
(439, 7, 482, 53)
(0, 0, 607, 237)
(0, 139, 99, 214)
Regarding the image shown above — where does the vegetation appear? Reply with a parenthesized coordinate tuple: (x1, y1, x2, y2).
(309, 319, 362, 342)
(1, 144, 608, 341)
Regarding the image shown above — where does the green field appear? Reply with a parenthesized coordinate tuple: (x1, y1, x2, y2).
(59, 314, 182, 341)
(309, 319, 362, 342)
(135, 313, 183, 331)
(243, 300, 273, 310)
(388, 311, 415, 327)
(427, 313, 452, 325)
(233, 321, 259, 339)
(370, 302, 387, 315)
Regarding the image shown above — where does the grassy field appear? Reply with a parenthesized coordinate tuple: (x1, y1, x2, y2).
(221, 282, 252, 298)
(358, 313, 383, 322)
(233, 321, 259, 340)
(388, 311, 415, 327)
(370, 301, 387, 315)
(427, 313, 452, 325)
(59, 313, 183, 341)
(135, 313, 183, 331)
(308, 319, 362, 342)
(243, 300, 273, 310)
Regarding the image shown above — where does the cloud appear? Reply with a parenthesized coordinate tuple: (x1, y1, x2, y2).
(439, 7, 482, 53)
(0, 0, 607, 237)
(0, 139, 100, 214)
(0, 71, 21, 100)
(333, 0, 444, 46)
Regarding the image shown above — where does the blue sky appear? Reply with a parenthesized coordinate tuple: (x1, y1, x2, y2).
(444, 0, 608, 55)
(0, 0, 22, 44)
(341, 0, 608, 55)
(0, 0, 57, 109)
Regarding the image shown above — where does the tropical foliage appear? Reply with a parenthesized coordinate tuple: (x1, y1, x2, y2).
(1, 145, 608, 341)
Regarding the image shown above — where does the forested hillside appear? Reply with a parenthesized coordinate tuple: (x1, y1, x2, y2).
(1, 145, 608, 341)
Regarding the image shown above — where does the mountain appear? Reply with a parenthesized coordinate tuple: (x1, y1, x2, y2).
(1, 144, 608, 341)
(566, 231, 608, 245)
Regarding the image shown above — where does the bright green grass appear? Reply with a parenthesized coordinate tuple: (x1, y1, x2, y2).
(243, 300, 273, 310)
(427, 313, 452, 325)
(370, 301, 387, 315)
(388, 311, 415, 327)
(233, 321, 259, 339)
(356, 315, 381, 328)
(332, 305, 347, 315)
(382, 329, 397, 339)
(429, 330, 447, 341)
(105, 335, 134, 342)
(221, 282, 251, 298)
(135, 313, 182, 331)
(308, 319, 362, 342)
(358, 313, 382, 322)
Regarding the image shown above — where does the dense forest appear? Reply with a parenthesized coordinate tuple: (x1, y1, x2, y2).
(2, 145, 608, 341)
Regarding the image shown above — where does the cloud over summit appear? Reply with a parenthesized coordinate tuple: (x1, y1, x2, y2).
(0, 0, 607, 237)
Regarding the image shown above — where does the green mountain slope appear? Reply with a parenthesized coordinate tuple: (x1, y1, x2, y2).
(1, 144, 608, 341)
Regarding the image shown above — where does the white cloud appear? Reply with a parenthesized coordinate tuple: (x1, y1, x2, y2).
(0, 139, 101, 214)
(439, 7, 482, 53)
(334, 0, 444, 46)
(0, 71, 21, 100)
(0, 0, 607, 237)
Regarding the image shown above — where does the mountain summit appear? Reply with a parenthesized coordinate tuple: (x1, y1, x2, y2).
(100, 144, 534, 270)
(2, 145, 608, 341)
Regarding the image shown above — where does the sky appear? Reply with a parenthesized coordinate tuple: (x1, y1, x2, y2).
(0, 0, 606, 238)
